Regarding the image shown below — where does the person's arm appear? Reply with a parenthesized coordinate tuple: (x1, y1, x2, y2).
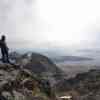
(0, 40, 2, 48)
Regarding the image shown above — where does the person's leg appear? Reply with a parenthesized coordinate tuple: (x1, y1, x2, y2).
(6, 52, 9, 63)
(5, 49, 10, 63)
(1, 49, 5, 63)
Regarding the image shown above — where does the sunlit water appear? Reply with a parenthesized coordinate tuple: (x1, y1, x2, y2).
(57, 50, 100, 66)
(18, 48, 100, 66)
(53, 49, 100, 77)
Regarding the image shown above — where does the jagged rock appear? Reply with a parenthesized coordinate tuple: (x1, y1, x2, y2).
(8, 52, 100, 100)
(0, 52, 61, 100)
(16, 52, 63, 76)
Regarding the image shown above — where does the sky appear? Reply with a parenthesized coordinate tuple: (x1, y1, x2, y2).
(0, 0, 100, 49)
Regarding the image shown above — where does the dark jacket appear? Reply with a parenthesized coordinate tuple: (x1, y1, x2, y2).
(0, 40, 9, 52)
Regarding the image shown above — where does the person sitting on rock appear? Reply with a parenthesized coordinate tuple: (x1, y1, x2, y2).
(0, 35, 9, 63)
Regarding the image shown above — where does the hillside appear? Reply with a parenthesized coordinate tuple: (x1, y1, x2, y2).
(1, 52, 100, 100)
(55, 69, 100, 100)
(0, 62, 59, 100)
(0, 52, 65, 100)
(52, 56, 93, 63)
(10, 52, 64, 81)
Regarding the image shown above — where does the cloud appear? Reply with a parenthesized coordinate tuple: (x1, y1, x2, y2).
(1, 0, 100, 49)
(0, 0, 51, 49)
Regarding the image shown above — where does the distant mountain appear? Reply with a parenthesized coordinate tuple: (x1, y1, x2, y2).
(9, 51, 22, 59)
(1, 51, 100, 100)
(77, 49, 100, 53)
(0, 52, 66, 100)
(52, 56, 93, 63)
(9, 52, 64, 81)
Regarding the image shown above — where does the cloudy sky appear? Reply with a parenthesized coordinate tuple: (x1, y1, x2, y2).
(0, 0, 100, 49)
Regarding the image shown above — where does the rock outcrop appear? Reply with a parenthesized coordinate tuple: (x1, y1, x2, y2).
(4, 52, 100, 100)
(0, 52, 64, 100)
(0, 63, 57, 100)
(10, 52, 64, 83)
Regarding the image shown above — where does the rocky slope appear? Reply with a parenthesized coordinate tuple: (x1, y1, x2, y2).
(55, 69, 100, 100)
(10, 52, 64, 77)
(0, 52, 66, 100)
(2, 52, 100, 100)
(0, 63, 58, 100)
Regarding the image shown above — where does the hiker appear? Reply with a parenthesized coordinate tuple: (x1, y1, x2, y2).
(0, 35, 9, 63)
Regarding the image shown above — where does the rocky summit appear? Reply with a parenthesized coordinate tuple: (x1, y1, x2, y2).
(0, 52, 64, 100)
(0, 63, 58, 100)
(1, 52, 100, 100)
